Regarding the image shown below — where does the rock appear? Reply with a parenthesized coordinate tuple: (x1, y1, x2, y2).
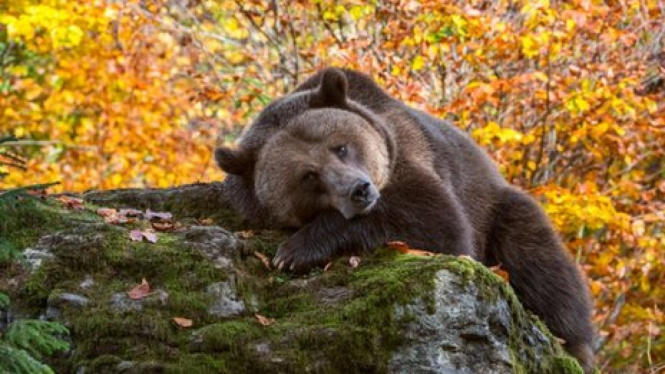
(44, 293, 90, 320)
(22, 247, 55, 271)
(206, 276, 246, 318)
(108, 289, 169, 313)
(0, 184, 583, 374)
(390, 270, 513, 373)
(179, 226, 241, 270)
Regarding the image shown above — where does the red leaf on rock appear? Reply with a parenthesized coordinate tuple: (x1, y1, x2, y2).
(127, 278, 151, 300)
(489, 264, 510, 282)
(57, 196, 84, 210)
(387, 241, 437, 256)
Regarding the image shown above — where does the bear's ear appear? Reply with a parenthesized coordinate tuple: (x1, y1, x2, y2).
(214, 146, 254, 175)
(312, 68, 348, 107)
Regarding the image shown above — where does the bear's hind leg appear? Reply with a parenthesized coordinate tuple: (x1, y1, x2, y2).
(486, 187, 595, 373)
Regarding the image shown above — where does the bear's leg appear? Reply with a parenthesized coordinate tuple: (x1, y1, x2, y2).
(486, 187, 595, 373)
(273, 171, 475, 271)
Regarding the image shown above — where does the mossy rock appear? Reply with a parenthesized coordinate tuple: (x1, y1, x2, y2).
(0, 185, 582, 373)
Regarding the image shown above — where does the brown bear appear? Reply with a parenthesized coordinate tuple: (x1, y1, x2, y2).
(215, 68, 595, 373)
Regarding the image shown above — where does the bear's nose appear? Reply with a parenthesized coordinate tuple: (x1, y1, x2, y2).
(351, 181, 371, 201)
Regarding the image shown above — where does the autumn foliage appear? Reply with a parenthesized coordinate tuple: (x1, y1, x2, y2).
(1, 0, 663, 371)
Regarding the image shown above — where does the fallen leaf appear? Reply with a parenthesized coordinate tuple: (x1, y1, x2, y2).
(142, 230, 158, 243)
(387, 241, 436, 256)
(253, 251, 272, 270)
(489, 264, 510, 282)
(349, 256, 362, 268)
(57, 195, 84, 210)
(236, 230, 257, 239)
(118, 208, 143, 218)
(145, 209, 173, 221)
(129, 229, 144, 242)
(152, 221, 175, 231)
(198, 218, 214, 225)
(27, 189, 48, 197)
(404, 249, 437, 257)
(323, 262, 333, 272)
(127, 278, 151, 299)
(96, 208, 117, 217)
(255, 313, 275, 326)
(387, 240, 410, 253)
(173, 317, 193, 327)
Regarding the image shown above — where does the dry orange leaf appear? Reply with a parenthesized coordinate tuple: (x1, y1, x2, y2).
(387, 240, 410, 253)
(152, 221, 177, 232)
(96, 207, 117, 217)
(489, 264, 510, 282)
(255, 313, 275, 326)
(127, 278, 151, 300)
(387, 241, 437, 256)
(253, 250, 272, 270)
(173, 317, 193, 328)
(236, 230, 257, 239)
(57, 195, 84, 210)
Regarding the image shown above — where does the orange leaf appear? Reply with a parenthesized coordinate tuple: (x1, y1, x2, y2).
(489, 264, 510, 282)
(387, 241, 410, 253)
(255, 313, 275, 326)
(387, 241, 436, 256)
(57, 196, 84, 210)
(173, 317, 193, 327)
(127, 278, 151, 300)
(96, 207, 117, 217)
(236, 230, 257, 239)
(253, 251, 272, 270)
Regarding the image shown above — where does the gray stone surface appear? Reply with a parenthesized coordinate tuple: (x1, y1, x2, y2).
(206, 276, 246, 318)
(179, 225, 241, 270)
(390, 270, 514, 374)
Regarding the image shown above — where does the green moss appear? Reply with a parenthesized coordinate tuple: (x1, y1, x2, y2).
(0, 198, 95, 255)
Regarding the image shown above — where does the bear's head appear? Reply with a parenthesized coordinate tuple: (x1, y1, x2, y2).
(254, 108, 392, 227)
(215, 68, 396, 227)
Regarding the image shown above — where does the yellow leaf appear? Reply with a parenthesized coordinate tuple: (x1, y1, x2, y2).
(411, 55, 425, 71)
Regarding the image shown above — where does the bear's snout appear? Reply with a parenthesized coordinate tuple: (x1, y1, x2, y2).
(350, 179, 379, 208)
(330, 178, 379, 219)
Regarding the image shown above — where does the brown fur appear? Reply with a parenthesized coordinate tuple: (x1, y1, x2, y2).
(215, 68, 595, 372)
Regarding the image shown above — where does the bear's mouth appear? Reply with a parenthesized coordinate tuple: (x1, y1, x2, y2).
(357, 198, 378, 215)
(336, 194, 379, 219)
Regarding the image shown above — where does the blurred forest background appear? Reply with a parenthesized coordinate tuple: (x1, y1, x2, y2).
(0, 0, 663, 372)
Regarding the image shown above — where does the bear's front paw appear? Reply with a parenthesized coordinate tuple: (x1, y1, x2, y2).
(272, 239, 329, 273)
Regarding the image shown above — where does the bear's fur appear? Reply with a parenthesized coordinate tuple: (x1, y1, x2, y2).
(215, 68, 595, 372)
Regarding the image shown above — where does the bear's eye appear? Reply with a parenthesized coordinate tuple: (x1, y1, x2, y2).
(333, 145, 347, 158)
(302, 171, 319, 183)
